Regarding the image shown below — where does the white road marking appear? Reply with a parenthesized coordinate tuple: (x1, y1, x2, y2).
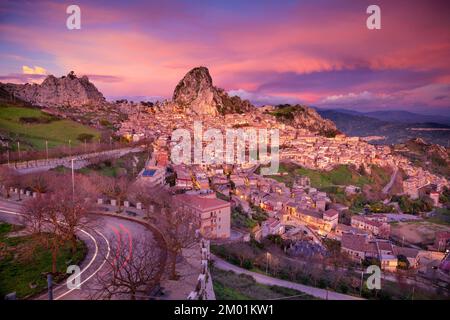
(0, 207, 110, 300)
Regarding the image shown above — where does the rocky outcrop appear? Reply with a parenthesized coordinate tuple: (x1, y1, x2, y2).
(267, 104, 340, 137)
(172, 66, 254, 115)
(0, 71, 106, 108)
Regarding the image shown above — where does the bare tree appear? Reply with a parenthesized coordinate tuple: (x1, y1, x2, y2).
(21, 171, 56, 194)
(21, 194, 48, 234)
(97, 175, 131, 212)
(20, 172, 99, 271)
(153, 190, 198, 280)
(21, 194, 66, 274)
(130, 187, 198, 280)
(129, 183, 160, 221)
(93, 234, 162, 300)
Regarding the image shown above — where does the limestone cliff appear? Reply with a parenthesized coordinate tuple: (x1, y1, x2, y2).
(172, 66, 254, 115)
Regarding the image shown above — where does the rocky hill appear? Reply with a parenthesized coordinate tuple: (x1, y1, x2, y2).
(267, 104, 340, 137)
(0, 71, 106, 108)
(172, 66, 254, 115)
(0, 72, 124, 128)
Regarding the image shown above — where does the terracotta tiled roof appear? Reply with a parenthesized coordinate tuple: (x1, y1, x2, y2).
(376, 241, 393, 252)
(299, 209, 323, 219)
(393, 246, 419, 258)
(174, 194, 230, 212)
(341, 234, 368, 252)
(323, 209, 339, 218)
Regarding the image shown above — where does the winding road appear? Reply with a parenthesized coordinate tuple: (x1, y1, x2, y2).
(212, 254, 362, 300)
(382, 166, 399, 194)
(0, 198, 165, 300)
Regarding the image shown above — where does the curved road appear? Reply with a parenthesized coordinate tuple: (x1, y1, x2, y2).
(0, 198, 163, 300)
(212, 254, 362, 300)
(382, 166, 399, 194)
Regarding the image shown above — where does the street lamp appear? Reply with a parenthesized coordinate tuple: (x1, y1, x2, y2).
(6, 142, 10, 166)
(45, 140, 49, 162)
(17, 141, 21, 161)
(266, 252, 271, 275)
(71, 158, 75, 201)
(360, 270, 364, 297)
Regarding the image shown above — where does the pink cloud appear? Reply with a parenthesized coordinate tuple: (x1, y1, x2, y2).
(0, 0, 449, 112)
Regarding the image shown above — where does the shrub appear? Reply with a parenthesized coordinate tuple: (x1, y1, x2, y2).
(99, 119, 112, 127)
(242, 259, 253, 270)
(397, 255, 410, 270)
(77, 133, 95, 142)
(267, 234, 283, 246)
(338, 282, 349, 294)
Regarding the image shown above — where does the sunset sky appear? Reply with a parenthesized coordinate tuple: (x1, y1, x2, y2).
(1, 0, 449, 115)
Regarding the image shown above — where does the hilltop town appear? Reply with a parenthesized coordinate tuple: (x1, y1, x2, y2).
(1, 66, 449, 300)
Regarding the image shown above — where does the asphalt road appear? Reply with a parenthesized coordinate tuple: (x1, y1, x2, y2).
(382, 166, 399, 194)
(9, 147, 143, 175)
(0, 198, 160, 300)
(212, 254, 363, 300)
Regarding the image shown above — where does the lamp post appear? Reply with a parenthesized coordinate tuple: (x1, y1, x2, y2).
(71, 158, 75, 201)
(6, 142, 10, 166)
(360, 270, 364, 297)
(17, 141, 21, 161)
(45, 140, 49, 162)
(47, 274, 53, 300)
(266, 252, 271, 275)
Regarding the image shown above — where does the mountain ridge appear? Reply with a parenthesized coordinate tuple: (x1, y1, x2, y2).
(318, 109, 450, 147)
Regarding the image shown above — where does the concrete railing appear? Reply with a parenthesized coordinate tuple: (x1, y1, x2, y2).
(187, 239, 214, 300)
(1, 185, 144, 213)
(1, 147, 143, 171)
(0, 183, 215, 300)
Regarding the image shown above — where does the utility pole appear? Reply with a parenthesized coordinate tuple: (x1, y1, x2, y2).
(17, 141, 21, 161)
(266, 252, 270, 275)
(47, 274, 53, 300)
(71, 159, 75, 201)
(45, 140, 49, 162)
(6, 142, 10, 166)
(360, 270, 364, 297)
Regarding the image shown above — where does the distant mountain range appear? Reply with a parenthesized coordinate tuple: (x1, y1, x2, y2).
(322, 109, 450, 126)
(316, 108, 450, 147)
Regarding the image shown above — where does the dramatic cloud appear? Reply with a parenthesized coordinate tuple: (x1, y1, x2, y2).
(85, 74, 123, 83)
(22, 65, 47, 75)
(0, 73, 46, 83)
(0, 0, 449, 114)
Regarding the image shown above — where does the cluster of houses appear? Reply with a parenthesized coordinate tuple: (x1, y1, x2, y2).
(341, 233, 420, 271)
(114, 102, 450, 277)
(117, 99, 448, 206)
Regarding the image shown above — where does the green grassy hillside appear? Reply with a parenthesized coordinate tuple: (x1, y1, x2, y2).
(0, 104, 100, 150)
